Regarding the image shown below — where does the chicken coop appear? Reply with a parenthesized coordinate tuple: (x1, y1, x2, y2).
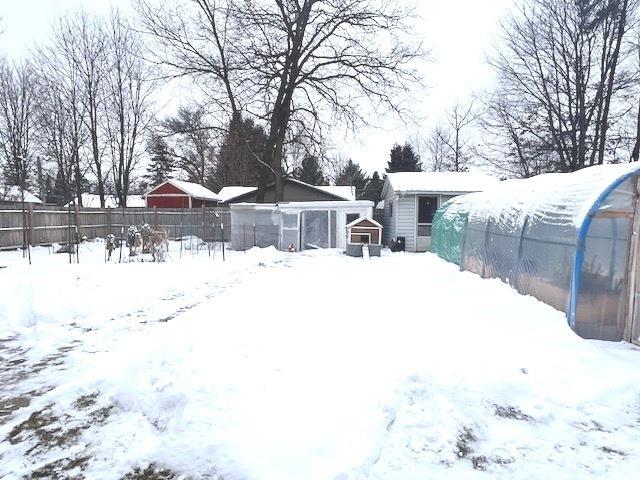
(230, 201, 374, 252)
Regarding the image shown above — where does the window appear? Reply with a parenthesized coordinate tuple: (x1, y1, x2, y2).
(418, 196, 438, 224)
(418, 225, 432, 237)
(389, 201, 393, 217)
(346, 213, 359, 224)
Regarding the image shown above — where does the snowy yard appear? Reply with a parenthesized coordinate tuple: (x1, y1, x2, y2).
(1, 241, 640, 479)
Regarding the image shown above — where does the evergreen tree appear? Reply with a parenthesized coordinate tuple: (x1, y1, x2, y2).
(386, 143, 422, 173)
(144, 133, 174, 187)
(292, 154, 326, 185)
(361, 171, 384, 205)
(213, 112, 268, 189)
(334, 159, 367, 198)
(49, 169, 68, 205)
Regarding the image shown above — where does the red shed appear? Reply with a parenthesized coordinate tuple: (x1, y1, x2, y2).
(145, 180, 220, 208)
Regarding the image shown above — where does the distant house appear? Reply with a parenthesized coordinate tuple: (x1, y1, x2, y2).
(218, 178, 355, 204)
(65, 194, 146, 208)
(145, 180, 219, 208)
(381, 172, 498, 252)
(0, 186, 43, 205)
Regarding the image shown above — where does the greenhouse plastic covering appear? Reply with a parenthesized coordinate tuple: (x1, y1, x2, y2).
(432, 163, 640, 342)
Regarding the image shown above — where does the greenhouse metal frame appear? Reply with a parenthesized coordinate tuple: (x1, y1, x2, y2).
(432, 163, 640, 343)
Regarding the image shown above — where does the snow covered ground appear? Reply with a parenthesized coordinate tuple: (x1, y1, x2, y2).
(1, 241, 640, 479)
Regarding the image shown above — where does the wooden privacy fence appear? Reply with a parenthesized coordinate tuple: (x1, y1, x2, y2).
(0, 205, 231, 250)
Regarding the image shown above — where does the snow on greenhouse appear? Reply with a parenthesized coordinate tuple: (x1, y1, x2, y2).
(432, 163, 640, 343)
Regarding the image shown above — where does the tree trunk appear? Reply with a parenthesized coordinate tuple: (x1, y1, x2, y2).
(631, 99, 640, 162)
(598, 0, 628, 166)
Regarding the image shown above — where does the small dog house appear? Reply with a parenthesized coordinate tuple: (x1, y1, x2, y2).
(346, 217, 382, 257)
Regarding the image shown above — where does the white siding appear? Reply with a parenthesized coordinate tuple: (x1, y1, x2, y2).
(397, 195, 417, 252)
(382, 190, 398, 245)
(381, 186, 463, 252)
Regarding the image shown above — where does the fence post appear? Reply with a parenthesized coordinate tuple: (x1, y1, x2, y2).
(153, 206, 158, 230)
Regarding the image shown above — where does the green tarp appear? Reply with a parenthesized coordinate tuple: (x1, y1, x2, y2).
(431, 202, 468, 266)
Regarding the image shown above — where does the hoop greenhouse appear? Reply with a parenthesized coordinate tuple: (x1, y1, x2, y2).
(432, 163, 640, 343)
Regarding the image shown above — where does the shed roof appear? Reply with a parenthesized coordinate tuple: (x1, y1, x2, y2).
(385, 171, 499, 194)
(147, 180, 219, 201)
(217, 186, 257, 202)
(219, 178, 354, 203)
(316, 185, 355, 201)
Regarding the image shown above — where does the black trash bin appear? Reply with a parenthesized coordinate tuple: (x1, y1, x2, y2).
(390, 236, 405, 252)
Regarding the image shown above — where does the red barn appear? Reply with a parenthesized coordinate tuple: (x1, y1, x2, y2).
(145, 180, 220, 208)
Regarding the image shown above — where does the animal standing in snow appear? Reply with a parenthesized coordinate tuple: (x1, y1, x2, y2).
(127, 225, 142, 256)
(148, 230, 169, 262)
(105, 234, 117, 260)
(139, 223, 153, 253)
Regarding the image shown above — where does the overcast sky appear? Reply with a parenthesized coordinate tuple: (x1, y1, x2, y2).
(0, 0, 512, 175)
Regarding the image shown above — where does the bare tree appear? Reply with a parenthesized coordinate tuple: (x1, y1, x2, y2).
(136, 0, 423, 201)
(627, 27, 640, 162)
(473, 92, 559, 178)
(425, 125, 451, 172)
(35, 22, 90, 206)
(54, 12, 109, 206)
(0, 61, 37, 188)
(103, 12, 155, 207)
(430, 101, 476, 172)
(35, 84, 75, 203)
(491, 0, 634, 171)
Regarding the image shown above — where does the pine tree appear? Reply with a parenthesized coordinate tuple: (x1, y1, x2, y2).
(144, 134, 174, 187)
(386, 143, 422, 173)
(334, 159, 367, 198)
(213, 112, 268, 189)
(49, 169, 68, 206)
(361, 171, 384, 205)
(292, 154, 326, 185)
